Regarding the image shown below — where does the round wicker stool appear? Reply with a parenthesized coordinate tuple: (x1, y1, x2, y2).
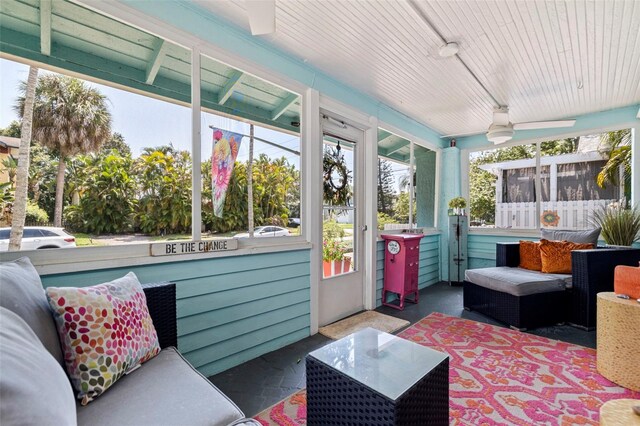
(597, 292, 640, 391)
(599, 399, 640, 426)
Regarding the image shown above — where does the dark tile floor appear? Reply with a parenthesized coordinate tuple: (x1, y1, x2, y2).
(208, 281, 595, 417)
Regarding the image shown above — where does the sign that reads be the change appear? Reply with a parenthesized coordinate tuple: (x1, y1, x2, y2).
(150, 239, 238, 256)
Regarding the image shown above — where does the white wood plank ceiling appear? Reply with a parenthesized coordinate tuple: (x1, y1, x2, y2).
(195, 0, 640, 137)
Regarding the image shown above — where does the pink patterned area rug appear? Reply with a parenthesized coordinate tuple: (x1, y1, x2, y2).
(253, 312, 639, 425)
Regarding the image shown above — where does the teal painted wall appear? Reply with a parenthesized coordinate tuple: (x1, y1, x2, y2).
(467, 234, 538, 270)
(40, 249, 311, 377)
(118, 0, 445, 148)
(376, 234, 440, 307)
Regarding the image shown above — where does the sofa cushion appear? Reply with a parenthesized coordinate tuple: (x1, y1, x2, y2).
(539, 239, 594, 274)
(519, 240, 542, 271)
(540, 227, 600, 246)
(465, 267, 570, 296)
(76, 347, 247, 426)
(0, 257, 64, 365)
(46, 272, 161, 405)
(0, 307, 76, 426)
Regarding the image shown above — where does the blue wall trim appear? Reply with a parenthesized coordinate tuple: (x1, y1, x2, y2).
(457, 104, 640, 150)
(117, 0, 445, 147)
(41, 249, 311, 377)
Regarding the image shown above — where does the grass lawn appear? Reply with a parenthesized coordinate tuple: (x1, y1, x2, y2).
(73, 233, 105, 247)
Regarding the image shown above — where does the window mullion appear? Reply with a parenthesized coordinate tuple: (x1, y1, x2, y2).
(191, 48, 202, 240)
(535, 142, 542, 229)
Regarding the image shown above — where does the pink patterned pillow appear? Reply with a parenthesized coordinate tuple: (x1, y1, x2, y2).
(46, 272, 160, 405)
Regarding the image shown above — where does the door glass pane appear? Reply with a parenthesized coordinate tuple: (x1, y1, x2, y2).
(323, 134, 356, 278)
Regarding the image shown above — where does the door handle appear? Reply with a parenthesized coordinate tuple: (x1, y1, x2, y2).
(361, 225, 368, 231)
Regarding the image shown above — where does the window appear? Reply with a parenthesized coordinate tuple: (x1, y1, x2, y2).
(376, 129, 436, 231)
(0, 0, 305, 255)
(200, 54, 301, 240)
(23, 229, 41, 238)
(469, 132, 629, 230)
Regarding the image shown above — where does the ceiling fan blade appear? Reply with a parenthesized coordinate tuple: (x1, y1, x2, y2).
(246, 0, 276, 35)
(513, 120, 576, 131)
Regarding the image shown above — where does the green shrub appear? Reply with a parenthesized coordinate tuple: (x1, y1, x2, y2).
(323, 220, 345, 240)
(26, 201, 49, 223)
(377, 212, 395, 230)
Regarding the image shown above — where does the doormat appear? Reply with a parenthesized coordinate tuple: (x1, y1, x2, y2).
(254, 312, 639, 425)
(318, 310, 409, 340)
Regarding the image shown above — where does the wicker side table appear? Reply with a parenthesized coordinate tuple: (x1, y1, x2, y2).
(596, 292, 640, 391)
(599, 399, 640, 426)
(306, 328, 449, 426)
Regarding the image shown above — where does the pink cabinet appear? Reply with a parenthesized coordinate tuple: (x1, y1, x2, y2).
(381, 233, 424, 310)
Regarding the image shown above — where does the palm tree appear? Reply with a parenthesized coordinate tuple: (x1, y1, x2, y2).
(9, 66, 38, 251)
(597, 129, 631, 196)
(1, 155, 18, 188)
(15, 74, 112, 226)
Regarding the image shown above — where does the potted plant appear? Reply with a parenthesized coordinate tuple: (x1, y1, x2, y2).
(322, 239, 351, 277)
(591, 200, 640, 247)
(448, 197, 467, 216)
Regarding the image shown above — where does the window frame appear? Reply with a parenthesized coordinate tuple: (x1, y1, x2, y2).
(464, 125, 637, 234)
(375, 122, 441, 239)
(0, 6, 310, 271)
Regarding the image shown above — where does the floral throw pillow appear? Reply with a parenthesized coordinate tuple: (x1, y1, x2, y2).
(46, 272, 160, 405)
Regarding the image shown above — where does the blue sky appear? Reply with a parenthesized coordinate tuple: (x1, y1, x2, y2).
(0, 58, 300, 168)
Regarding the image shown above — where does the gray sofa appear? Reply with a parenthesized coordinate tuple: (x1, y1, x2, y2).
(0, 257, 259, 426)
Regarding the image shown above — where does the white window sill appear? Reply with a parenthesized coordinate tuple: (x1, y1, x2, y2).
(468, 228, 541, 237)
(0, 238, 312, 276)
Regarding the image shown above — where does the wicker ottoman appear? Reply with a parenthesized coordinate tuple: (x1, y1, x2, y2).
(306, 327, 449, 426)
(597, 292, 640, 391)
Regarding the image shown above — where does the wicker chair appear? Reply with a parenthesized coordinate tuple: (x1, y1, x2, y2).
(463, 243, 640, 330)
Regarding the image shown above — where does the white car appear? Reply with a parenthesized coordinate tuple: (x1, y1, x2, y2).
(0, 227, 77, 251)
(235, 226, 291, 239)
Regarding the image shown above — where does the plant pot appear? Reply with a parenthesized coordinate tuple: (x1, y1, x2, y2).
(323, 258, 352, 277)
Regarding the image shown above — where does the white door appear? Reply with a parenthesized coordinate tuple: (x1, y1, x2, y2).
(318, 114, 365, 326)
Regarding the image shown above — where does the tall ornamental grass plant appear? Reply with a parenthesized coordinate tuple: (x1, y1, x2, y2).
(591, 201, 640, 246)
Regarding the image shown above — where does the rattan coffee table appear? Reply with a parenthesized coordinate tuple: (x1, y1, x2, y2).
(306, 327, 449, 426)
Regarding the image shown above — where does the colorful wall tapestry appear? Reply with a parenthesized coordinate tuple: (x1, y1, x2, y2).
(211, 128, 243, 217)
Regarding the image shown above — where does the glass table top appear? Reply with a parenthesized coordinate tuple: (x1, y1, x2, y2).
(308, 327, 448, 401)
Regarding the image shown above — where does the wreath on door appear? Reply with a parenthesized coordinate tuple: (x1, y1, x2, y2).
(323, 147, 352, 206)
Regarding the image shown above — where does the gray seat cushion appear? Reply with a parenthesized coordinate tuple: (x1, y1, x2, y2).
(76, 347, 247, 426)
(465, 267, 570, 296)
(0, 307, 76, 426)
(540, 228, 600, 246)
(0, 257, 63, 365)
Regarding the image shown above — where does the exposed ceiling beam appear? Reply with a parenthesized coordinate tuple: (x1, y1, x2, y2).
(382, 137, 410, 156)
(145, 39, 168, 85)
(270, 93, 298, 120)
(377, 129, 392, 142)
(40, 0, 52, 56)
(218, 70, 244, 105)
(377, 134, 395, 145)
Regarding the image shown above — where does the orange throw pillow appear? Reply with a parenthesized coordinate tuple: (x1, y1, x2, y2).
(539, 239, 594, 274)
(519, 241, 542, 271)
(614, 264, 640, 299)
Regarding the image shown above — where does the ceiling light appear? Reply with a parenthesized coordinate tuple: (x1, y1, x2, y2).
(487, 124, 514, 144)
(438, 42, 459, 58)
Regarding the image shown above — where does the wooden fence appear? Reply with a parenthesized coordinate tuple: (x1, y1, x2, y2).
(494, 199, 614, 230)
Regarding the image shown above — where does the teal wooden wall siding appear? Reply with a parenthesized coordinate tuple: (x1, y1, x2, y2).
(376, 234, 440, 307)
(467, 234, 538, 270)
(40, 249, 311, 377)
